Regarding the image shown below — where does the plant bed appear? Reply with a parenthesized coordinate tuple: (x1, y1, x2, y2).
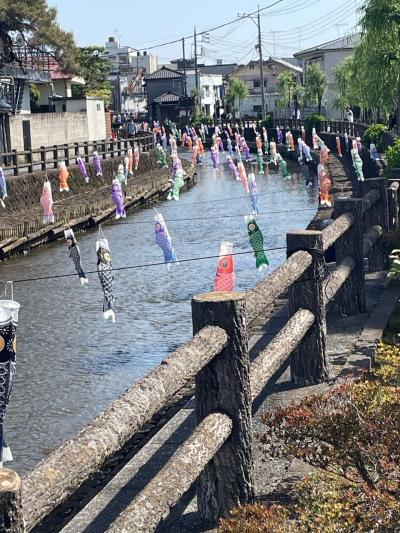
(219, 342, 400, 532)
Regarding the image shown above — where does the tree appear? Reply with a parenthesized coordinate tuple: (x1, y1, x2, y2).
(225, 78, 249, 114)
(333, 57, 361, 115)
(73, 47, 112, 107)
(29, 83, 40, 112)
(0, 0, 77, 71)
(276, 71, 303, 116)
(353, 0, 400, 131)
(305, 63, 327, 114)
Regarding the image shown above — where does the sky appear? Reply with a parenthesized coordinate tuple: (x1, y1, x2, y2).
(49, 0, 361, 65)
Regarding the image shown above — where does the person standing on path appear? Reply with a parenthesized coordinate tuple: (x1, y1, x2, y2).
(345, 106, 354, 123)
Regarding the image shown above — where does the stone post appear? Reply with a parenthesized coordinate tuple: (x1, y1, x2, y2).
(362, 177, 389, 272)
(192, 292, 253, 523)
(286, 230, 328, 385)
(334, 197, 367, 315)
(0, 469, 23, 532)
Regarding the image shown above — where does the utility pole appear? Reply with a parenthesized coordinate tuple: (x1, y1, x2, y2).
(182, 37, 188, 121)
(194, 26, 200, 112)
(257, 6, 266, 120)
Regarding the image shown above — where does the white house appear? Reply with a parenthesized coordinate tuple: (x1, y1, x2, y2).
(294, 33, 361, 119)
(186, 70, 223, 117)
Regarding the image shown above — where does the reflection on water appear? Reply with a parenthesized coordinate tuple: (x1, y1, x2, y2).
(0, 153, 318, 474)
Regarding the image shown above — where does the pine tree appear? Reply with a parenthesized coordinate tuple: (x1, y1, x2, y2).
(0, 0, 77, 71)
(73, 47, 112, 107)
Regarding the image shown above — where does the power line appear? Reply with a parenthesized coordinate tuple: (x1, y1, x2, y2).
(261, 0, 320, 16)
(263, 1, 348, 37)
(150, 186, 316, 209)
(113, 207, 317, 226)
(10, 246, 287, 285)
(261, 2, 354, 44)
(257, 0, 351, 45)
(134, 0, 285, 52)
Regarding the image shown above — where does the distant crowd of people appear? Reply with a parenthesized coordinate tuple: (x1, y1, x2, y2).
(112, 112, 145, 139)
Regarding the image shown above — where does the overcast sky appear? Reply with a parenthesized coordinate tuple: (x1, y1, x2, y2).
(50, 0, 361, 64)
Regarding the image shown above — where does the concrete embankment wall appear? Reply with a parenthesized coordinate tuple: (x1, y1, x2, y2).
(2, 150, 159, 215)
(0, 151, 195, 258)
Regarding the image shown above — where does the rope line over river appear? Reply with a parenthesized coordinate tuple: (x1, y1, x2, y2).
(0, 152, 317, 473)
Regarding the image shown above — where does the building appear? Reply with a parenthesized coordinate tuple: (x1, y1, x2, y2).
(186, 70, 223, 117)
(9, 96, 106, 151)
(144, 66, 187, 123)
(0, 46, 106, 154)
(0, 47, 53, 153)
(35, 59, 85, 112)
(294, 33, 361, 119)
(166, 60, 237, 117)
(227, 57, 302, 118)
(199, 63, 238, 78)
(105, 37, 158, 75)
(104, 37, 158, 113)
(168, 59, 238, 78)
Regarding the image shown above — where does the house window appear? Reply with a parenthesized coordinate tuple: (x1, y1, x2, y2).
(97, 103, 101, 111)
(253, 105, 262, 112)
(253, 80, 260, 88)
(203, 85, 210, 97)
(249, 62, 255, 70)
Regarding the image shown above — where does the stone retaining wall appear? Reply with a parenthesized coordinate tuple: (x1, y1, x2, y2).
(2, 151, 158, 217)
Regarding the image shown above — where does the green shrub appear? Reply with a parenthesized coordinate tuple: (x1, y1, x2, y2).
(364, 123, 388, 151)
(220, 472, 400, 532)
(219, 343, 400, 533)
(374, 342, 400, 386)
(190, 113, 214, 127)
(304, 113, 326, 132)
(387, 138, 400, 170)
(260, 113, 273, 129)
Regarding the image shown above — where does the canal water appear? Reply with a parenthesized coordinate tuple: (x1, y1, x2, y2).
(1, 153, 318, 474)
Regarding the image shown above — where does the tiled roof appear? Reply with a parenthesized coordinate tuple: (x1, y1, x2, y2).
(294, 33, 361, 57)
(144, 66, 183, 80)
(153, 91, 183, 103)
(228, 57, 302, 77)
(199, 63, 238, 76)
(267, 57, 302, 73)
